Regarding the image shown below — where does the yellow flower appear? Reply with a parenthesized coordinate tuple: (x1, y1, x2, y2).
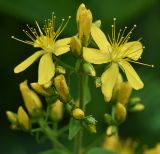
(103, 135, 137, 154)
(12, 14, 71, 85)
(83, 18, 153, 102)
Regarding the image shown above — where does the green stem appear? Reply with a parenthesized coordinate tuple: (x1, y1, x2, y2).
(38, 118, 71, 153)
(74, 74, 87, 154)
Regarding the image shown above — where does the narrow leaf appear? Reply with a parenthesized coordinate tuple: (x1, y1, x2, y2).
(69, 118, 81, 140)
(86, 147, 115, 154)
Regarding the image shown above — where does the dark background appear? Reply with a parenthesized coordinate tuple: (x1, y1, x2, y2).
(0, 0, 160, 154)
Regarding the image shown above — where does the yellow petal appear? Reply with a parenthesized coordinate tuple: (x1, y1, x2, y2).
(54, 45, 70, 56)
(91, 24, 111, 52)
(38, 53, 55, 85)
(119, 60, 144, 90)
(83, 47, 110, 64)
(101, 63, 119, 102)
(119, 41, 143, 60)
(14, 51, 43, 73)
(55, 38, 71, 47)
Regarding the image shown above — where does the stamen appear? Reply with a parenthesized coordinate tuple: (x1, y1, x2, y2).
(22, 30, 35, 41)
(35, 21, 43, 36)
(117, 26, 127, 46)
(54, 16, 71, 40)
(113, 18, 116, 45)
(11, 36, 33, 45)
(128, 60, 154, 67)
(120, 24, 137, 45)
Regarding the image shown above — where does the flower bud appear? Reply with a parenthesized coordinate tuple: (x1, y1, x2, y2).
(106, 125, 117, 136)
(50, 99, 63, 122)
(130, 97, 141, 104)
(95, 77, 101, 88)
(20, 80, 43, 117)
(115, 103, 127, 123)
(6, 111, 18, 124)
(30, 82, 51, 96)
(66, 103, 73, 113)
(104, 113, 114, 125)
(43, 80, 53, 89)
(17, 106, 30, 130)
(118, 82, 132, 105)
(103, 135, 119, 152)
(94, 20, 101, 28)
(131, 103, 144, 112)
(76, 3, 92, 45)
(83, 62, 96, 77)
(72, 108, 84, 120)
(70, 36, 82, 56)
(85, 124, 97, 133)
(55, 65, 66, 74)
(54, 75, 70, 102)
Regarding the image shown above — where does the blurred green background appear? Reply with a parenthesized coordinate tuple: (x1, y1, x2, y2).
(0, 0, 160, 154)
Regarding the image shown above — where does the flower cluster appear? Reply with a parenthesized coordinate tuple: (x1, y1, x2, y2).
(6, 3, 153, 154)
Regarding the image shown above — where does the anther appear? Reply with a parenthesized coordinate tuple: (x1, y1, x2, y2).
(113, 17, 116, 21)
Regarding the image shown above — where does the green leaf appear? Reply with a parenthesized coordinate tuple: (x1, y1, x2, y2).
(69, 118, 81, 140)
(38, 148, 69, 154)
(83, 75, 91, 106)
(86, 147, 115, 154)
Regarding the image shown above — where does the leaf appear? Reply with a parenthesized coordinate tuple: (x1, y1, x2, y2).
(38, 148, 69, 154)
(83, 75, 91, 106)
(86, 147, 115, 154)
(69, 118, 81, 140)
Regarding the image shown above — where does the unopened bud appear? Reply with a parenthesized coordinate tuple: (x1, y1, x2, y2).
(104, 113, 114, 125)
(43, 80, 53, 88)
(50, 99, 63, 121)
(86, 124, 97, 133)
(83, 62, 96, 77)
(54, 75, 70, 102)
(103, 135, 119, 151)
(106, 125, 117, 136)
(130, 97, 141, 104)
(20, 80, 43, 117)
(115, 103, 127, 123)
(31, 82, 51, 96)
(95, 77, 101, 88)
(75, 99, 80, 107)
(6, 111, 18, 124)
(11, 124, 19, 130)
(118, 82, 132, 105)
(76, 3, 93, 45)
(66, 103, 73, 113)
(55, 65, 66, 74)
(72, 108, 84, 120)
(94, 20, 101, 28)
(131, 104, 144, 112)
(70, 36, 82, 56)
(17, 106, 30, 130)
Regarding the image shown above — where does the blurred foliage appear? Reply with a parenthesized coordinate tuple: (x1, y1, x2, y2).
(0, 0, 160, 154)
